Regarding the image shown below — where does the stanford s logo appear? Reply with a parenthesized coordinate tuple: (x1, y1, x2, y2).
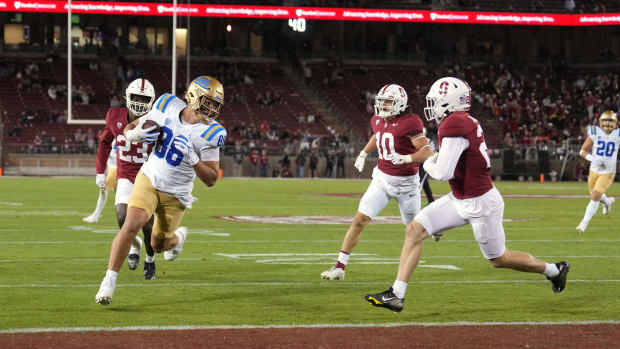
(439, 81, 449, 96)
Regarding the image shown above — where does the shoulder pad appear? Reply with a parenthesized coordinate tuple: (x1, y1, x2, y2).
(440, 113, 475, 138)
(153, 93, 181, 114)
(200, 122, 227, 146)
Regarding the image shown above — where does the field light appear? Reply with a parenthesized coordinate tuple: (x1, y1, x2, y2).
(226, 24, 232, 32)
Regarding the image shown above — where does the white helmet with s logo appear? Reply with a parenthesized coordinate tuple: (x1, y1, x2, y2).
(424, 77, 471, 124)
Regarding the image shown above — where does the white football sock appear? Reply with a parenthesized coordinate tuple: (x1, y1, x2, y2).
(129, 236, 142, 254)
(92, 189, 108, 217)
(145, 254, 155, 263)
(337, 251, 350, 265)
(601, 194, 610, 206)
(543, 263, 560, 277)
(392, 280, 408, 299)
(105, 269, 118, 282)
(582, 200, 600, 224)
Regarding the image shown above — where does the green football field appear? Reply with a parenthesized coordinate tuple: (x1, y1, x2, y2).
(1, 177, 619, 330)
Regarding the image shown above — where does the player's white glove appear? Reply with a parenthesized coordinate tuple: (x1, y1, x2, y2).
(580, 150, 594, 162)
(95, 173, 106, 188)
(353, 150, 368, 172)
(385, 152, 413, 165)
(173, 135, 200, 165)
(125, 117, 159, 143)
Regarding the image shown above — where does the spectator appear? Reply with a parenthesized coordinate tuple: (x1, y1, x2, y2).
(232, 142, 244, 177)
(260, 149, 269, 177)
(249, 149, 259, 177)
(302, 63, 312, 86)
(296, 151, 306, 177)
(309, 150, 319, 178)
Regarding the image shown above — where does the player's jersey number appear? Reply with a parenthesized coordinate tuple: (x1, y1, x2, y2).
(467, 115, 491, 168)
(375, 131, 395, 160)
(116, 135, 149, 163)
(154, 126, 185, 166)
(596, 140, 616, 157)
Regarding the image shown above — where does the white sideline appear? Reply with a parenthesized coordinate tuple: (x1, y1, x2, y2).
(1, 320, 620, 334)
(1, 238, 620, 245)
(1, 279, 619, 288)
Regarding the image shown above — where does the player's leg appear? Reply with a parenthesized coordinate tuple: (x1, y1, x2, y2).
(365, 194, 466, 312)
(599, 174, 615, 215)
(149, 192, 187, 260)
(578, 172, 603, 233)
(473, 191, 570, 293)
(320, 179, 390, 280)
(141, 215, 156, 280)
(83, 189, 108, 223)
(96, 171, 157, 305)
(115, 178, 144, 271)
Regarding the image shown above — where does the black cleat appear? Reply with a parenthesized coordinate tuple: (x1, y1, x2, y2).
(547, 261, 570, 293)
(143, 261, 156, 280)
(128, 254, 140, 270)
(365, 287, 404, 312)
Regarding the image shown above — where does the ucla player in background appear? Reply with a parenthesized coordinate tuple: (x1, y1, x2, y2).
(83, 140, 117, 223)
(577, 110, 619, 234)
(96, 76, 226, 305)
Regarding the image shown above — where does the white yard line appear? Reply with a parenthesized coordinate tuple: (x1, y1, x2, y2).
(0, 279, 619, 289)
(1, 320, 620, 334)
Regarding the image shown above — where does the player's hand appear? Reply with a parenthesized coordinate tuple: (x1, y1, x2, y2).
(95, 173, 106, 189)
(385, 152, 412, 165)
(353, 150, 367, 172)
(125, 118, 159, 143)
(173, 135, 200, 165)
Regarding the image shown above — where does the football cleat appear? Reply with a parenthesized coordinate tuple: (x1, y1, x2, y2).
(603, 197, 615, 215)
(143, 261, 156, 280)
(365, 287, 404, 312)
(432, 231, 443, 242)
(547, 261, 570, 293)
(320, 267, 345, 280)
(95, 277, 116, 306)
(127, 236, 143, 270)
(164, 227, 188, 261)
(82, 214, 100, 224)
(576, 221, 587, 234)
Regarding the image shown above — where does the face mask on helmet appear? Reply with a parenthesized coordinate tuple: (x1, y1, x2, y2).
(125, 78, 155, 117)
(374, 84, 408, 119)
(185, 76, 224, 124)
(600, 110, 618, 134)
(424, 77, 471, 124)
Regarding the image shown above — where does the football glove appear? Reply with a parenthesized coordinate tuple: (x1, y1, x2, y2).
(125, 118, 159, 143)
(173, 135, 200, 165)
(353, 150, 368, 172)
(385, 152, 412, 165)
(95, 173, 106, 188)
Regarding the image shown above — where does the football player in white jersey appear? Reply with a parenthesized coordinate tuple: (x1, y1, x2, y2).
(83, 140, 117, 223)
(96, 76, 226, 305)
(577, 110, 620, 233)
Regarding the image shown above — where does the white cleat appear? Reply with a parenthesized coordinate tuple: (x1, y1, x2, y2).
(576, 220, 588, 234)
(82, 214, 100, 223)
(603, 197, 615, 215)
(164, 227, 188, 261)
(320, 267, 345, 280)
(127, 236, 143, 270)
(95, 277, 116, 306)
(432, 231, 443, 242)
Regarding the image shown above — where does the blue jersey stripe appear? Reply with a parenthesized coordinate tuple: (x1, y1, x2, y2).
(156, 93, 171, 111)
(200, 123, 220, 138)
(161, 95, 175, 113)
(206, 127, 225, 141)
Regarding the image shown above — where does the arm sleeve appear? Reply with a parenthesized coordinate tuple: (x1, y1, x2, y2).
(95, 112, 115, 174)
(423, 137, 470, 181)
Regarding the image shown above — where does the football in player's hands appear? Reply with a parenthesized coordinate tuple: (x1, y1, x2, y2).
(141, 120, 160, 133)
(135, 120, 160, 143)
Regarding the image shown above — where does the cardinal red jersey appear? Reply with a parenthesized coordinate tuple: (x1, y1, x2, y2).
(371, 113, 424, 176)
(438, 112, 493, 199)
(96, 108, 154, 182)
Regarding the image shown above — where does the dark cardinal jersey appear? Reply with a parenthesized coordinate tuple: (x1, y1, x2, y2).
(96, 108, 154, 182)
(371, 113, 424, 176)
(438, 112, 493, 199)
